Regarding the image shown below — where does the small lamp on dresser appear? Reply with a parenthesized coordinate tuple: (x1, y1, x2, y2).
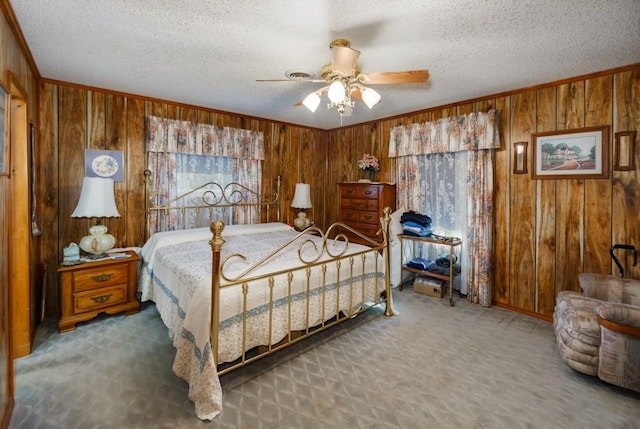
(291, 183, 312, 231)
(71, 176, 120, 259)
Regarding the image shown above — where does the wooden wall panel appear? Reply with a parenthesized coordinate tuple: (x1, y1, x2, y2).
(38, 64, 640, 322)
(40, 86, 325, 312)
(0, 3, 39, 418)
(125, 98, 146, 247)
(583, 76, 613, 275)
(105, 94, 127, 247)
(509, 91, 536, 311)
(492, 95, 511, 305)
(613, 70, 640, 279)
(58, 86, 87, 273)
(325, 65, 639, 318)
(535, 87, 558, 313)
(555, 82, 586, 293)
(39, 82, 59, 313)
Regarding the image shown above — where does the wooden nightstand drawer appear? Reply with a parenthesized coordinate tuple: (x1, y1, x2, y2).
(58, 251, 140, 333)
(72, 264, 129, 292)
(74, 285, 127, 313)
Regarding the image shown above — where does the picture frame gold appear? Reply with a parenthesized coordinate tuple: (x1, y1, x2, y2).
(531, 126, 609, 180)
(513, 141, 528, 174)
(613, 131, 636, 171)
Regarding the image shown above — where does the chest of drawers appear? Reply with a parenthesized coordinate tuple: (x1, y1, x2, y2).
(338, 182, 396, 244)
(58, 251, 140, 332)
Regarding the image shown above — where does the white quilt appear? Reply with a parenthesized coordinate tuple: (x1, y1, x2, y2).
(138, 223, 386, 420)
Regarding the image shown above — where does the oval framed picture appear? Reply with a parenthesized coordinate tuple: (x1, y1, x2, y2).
(85, 149, 124, 181)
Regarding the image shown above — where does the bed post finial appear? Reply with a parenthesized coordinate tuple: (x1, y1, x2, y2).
(210, 221, 225, 249)
(382, 206, 395, 317)
(143, 169, 152, 242)
(276, 175, 281, 222)
(209, 220, 225, 366)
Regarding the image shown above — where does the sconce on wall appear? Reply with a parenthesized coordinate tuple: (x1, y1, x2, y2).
(513, 141, 528, 174)
(614, 131, 636, 171)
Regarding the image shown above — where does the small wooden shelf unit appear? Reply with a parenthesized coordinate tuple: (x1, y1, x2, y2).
(399, 234, 462, 306)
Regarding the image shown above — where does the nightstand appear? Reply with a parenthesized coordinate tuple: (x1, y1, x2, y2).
(58, 251, 140, 332)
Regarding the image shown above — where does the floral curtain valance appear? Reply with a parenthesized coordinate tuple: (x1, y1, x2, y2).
(389, 109, 500, 157)
(146, 115, 264, 160)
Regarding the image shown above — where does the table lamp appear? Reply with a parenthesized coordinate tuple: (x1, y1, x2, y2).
(291, 183, 312, 231)
(71, 177, 120, 259)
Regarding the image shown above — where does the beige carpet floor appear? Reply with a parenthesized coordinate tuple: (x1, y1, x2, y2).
(9, 286, 640, 428)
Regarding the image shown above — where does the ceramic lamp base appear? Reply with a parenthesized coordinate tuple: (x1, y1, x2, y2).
(294, 212, 311, 231)
(79, 224, 116, 256)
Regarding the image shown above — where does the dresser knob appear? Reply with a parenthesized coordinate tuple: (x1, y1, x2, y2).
(91, 273, 113, 282)
(90, 294, 112, 303)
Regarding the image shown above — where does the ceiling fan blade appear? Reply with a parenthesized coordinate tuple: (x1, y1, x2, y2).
(350, 87, 363, 102)
(358, 70, 429, 84)
(332, 45, 360, 75)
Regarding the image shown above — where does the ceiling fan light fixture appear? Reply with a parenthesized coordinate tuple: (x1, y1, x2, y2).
(361, 87, 381, 109)
(328, 80, 346, 103)
(302, 91, 321, 112)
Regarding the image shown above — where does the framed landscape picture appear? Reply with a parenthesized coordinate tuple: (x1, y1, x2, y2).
(531, 126, 609, 179)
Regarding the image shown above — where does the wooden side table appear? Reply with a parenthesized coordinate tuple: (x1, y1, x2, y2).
(58, 251, 140, 332)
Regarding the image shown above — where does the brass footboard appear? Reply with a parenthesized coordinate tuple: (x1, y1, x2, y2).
(210, 208, 394, 375)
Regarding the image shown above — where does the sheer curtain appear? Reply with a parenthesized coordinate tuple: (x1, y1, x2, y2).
(146, 116, 264, 233)
(389, 110, 500, 306)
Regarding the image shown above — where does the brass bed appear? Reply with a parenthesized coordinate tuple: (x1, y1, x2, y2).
(139, 172, 394, 420)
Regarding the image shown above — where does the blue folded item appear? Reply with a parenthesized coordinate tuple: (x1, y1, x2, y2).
(403, 222, 433, 237)
(406, 258, 431, 270)
(428, 262, 462, 275)
(403, 221, 427, 229)
(400, 211, 432, 226)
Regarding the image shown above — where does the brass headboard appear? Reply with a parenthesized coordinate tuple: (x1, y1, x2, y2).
(143, 170, 280, 240)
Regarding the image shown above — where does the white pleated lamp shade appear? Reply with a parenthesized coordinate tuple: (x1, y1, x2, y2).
(71, 177, 120, 256)
(291, 183, 312, 209)
(71, 177, 120, 218)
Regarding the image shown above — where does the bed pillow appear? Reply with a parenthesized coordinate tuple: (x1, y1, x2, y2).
(222, 222, 293, 237)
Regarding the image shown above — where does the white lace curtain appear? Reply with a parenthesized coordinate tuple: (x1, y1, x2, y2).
(146, 115, 264, 232)
(389, 110, 500, 306)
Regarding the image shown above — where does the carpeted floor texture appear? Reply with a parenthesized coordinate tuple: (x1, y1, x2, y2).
(9, 286, 640, 428)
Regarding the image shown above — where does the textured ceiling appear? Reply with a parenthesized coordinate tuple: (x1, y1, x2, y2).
(9, 0, 640, 130)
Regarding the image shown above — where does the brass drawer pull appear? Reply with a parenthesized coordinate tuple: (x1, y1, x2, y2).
(91, 273, 113, 282)
(90, 294, 112, 304)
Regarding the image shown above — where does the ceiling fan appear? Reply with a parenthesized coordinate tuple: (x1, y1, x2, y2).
(257, 39, 429, 122)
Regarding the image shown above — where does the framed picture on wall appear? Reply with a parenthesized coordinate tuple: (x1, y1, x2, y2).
(531, 125, 609, 179)
(0, 82, 9, 176)
(85, 149, 124, 182)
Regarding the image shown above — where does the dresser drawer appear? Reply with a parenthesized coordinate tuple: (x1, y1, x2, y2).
(342, 209, 379, 225)
(341, 185, 380, 199)
(340, 198, 380, 211)
(338, 182, 396, 246)
(357, 224, 380, 238)
(73, 264, 130, 292)
(359, 211, 379, 225)
(74, 285, 128, 313)
(339, 221, 378, 240)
